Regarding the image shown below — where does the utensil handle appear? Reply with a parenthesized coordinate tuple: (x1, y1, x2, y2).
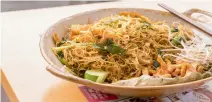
(184, 9, 212, 18)
(158, 3, 212, 36)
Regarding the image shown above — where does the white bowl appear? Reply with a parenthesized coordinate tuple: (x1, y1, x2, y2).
(40, 8, 212, 96)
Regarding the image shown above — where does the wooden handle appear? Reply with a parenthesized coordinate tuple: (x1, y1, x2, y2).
(158, 3, 212, 36)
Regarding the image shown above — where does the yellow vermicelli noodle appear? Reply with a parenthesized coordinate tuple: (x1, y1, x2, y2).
(52, 12, 212, 83)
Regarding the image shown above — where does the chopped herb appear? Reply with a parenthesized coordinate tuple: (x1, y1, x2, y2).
(94, 39, 126, 56)
(171, 27, 179, 32)
(56, 33, 70, 47)
(107, 44, 126, 55)
(171, 34, 182, 46)
(93, 44, 106, 51)
(105, 38, 114, 45)
(56, 41, 66, 47)
(57, 51, 64, 58)
(153, 60, 160, 68)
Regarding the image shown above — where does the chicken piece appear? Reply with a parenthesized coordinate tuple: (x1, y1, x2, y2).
(167, 64, 181, 73)
(171, 68, 180, 77)
(154, 68, 169, 76)
(119, 12, 151, 23)
(91, 27, 104, 35)
(70, 25, 90, 36)
(120, 12, 142, 18)
(99, 30, 116, 43)
(73, 31, 95, 43)
(180, 63, 189, 77)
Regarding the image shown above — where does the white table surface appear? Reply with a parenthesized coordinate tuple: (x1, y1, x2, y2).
(1, 1, 212, 102)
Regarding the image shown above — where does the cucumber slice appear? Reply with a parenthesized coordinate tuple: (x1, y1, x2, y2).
(84, 70, 109, 83)
(84, 73, 98, 82)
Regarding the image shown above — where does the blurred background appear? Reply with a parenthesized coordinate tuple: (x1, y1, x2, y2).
(1, 0, 120, 12)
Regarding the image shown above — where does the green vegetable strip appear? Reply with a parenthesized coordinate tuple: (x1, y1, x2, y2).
(94, 39, 126, 56)
(171, 34, 182, 46)
(171, 27, 179, 32)
(153, 60, 160, 68)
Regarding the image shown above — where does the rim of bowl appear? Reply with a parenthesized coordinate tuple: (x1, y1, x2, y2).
(39, 8, 212, 90)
